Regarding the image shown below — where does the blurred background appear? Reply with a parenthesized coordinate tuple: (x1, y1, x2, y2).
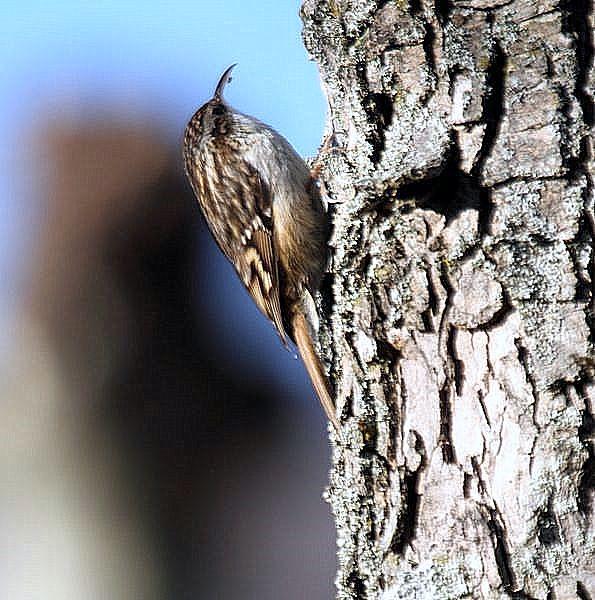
(0, 2, 335, 599)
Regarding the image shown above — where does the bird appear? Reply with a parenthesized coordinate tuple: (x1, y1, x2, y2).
(183, 65, 340, 431)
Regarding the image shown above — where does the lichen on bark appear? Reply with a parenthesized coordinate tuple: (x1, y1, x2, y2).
(301, 0, 594, 598)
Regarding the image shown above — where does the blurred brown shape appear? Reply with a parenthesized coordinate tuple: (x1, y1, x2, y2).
(2, 111, 333, 600)
(29, 120, 171, 390)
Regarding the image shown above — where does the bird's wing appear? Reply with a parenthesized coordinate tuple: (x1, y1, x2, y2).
(185, 151, 288, 345)
(232, 163, 288, 345)
(239, 226, 288, 347)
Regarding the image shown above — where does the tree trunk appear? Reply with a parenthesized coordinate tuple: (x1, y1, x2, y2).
(300, 0, 594, 598)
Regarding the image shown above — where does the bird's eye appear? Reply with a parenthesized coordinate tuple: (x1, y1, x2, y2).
(212, 104, 225, 117)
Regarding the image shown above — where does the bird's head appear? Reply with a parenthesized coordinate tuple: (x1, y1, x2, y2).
(185, 64, 237, 146)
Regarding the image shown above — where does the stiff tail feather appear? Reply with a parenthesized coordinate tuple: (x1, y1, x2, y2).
(292, 310, 340, 431)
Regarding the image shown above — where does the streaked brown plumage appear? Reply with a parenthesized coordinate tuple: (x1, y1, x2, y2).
(183, 65, 339, 430)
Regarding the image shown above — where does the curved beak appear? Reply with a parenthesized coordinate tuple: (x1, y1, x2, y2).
(213, 64, 237, 101)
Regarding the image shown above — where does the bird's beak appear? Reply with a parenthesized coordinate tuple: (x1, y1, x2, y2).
(214, 64, 237, 101)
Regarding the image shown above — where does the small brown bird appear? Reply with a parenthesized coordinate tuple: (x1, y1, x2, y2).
(183, 65, 339, 430)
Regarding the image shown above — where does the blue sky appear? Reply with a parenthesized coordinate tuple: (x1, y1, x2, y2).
(0, 1, 324, 143)
(0, 0, 327, 416)
(0, 0, 325, 297)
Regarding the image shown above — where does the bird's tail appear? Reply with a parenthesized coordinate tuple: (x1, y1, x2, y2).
(291, 309, 340, 431)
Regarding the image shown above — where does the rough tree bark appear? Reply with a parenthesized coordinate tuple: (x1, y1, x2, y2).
(300, 1, 594, 598)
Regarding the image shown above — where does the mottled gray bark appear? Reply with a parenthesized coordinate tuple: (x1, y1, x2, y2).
(301, 1, 594, 598)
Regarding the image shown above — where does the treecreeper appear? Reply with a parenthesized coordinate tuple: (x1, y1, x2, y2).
(183, 65, 339, 430)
